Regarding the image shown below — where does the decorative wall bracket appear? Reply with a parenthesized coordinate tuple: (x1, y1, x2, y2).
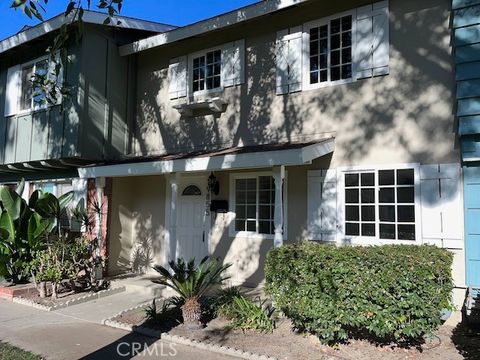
(173, 97, 227, 117)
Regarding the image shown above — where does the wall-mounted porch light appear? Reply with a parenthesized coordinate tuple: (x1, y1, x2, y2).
(208, 172, 220, 195)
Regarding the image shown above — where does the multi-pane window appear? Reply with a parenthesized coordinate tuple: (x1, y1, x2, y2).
(309, 15, 352, 84)
(192, 50, 221, 92)
(379, 169, 415, 240)
(345, 172, 376, 237)
(345, 169, 416, 241)
(235, 176, 275, 235)
(19, 58, 48, 111)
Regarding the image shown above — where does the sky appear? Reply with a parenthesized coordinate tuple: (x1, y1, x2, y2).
(0, 0, 260, 41)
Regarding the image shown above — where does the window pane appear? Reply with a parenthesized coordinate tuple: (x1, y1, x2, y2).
(331, 66, 340, 81)
(397, 187, 414, 203)
(259, 205, 270, 220)
(398, 224, 415, 240)
(206, 77, 214, 89)
(361, 206, 375, 221)
(345, 173, 359, 187)
(379, 205, 395, 222)
(361, 189, 375, 203)
(310, 55, 319, 71)
(345, 189, 359, 203)
(310, 41, 319, 56)
(247, 220, 256, 232)
(246, 205, 256, 218)
(379, 188, 395, 203)
(342, 16, 352, 30)
(213, 76, 221, 88)
(361, 173, 374, 186)
(342, 32, 352, 47)
(397, 169, 414, 185)
(320, 39, 328, 53)
(259, 190, 270, 204)
(320, 25, 328, 38)
(331, 18, 341, 34)
(397, 205, 415, 222)
(310, 27, 318, 40)
(379, 170, 395, 185)
(331, 49, 340, 65)
(236, 190, 246, 203)
(235, 220, 245, 232)
(341, 64, 352, 79)
(236, 206, 246, 219)
(346, 222, 359, 236)
(259, 176, 272, 190)
(320, 70, 328, 82)
(20, 65, 34, 111)
(361, 223, 375, 237)
(310, 71, 319, 84)
(246, 178, 256, 189)
(380, 224, 396, 239)
(331, 35, 341, 51)
(259, 221, 271, 235)
(346, 206, 359, 221)
(246, 190, 256, 203)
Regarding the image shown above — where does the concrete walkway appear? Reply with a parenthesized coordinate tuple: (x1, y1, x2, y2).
(56, 289, 154, 323)
(0, 298, 236, 360)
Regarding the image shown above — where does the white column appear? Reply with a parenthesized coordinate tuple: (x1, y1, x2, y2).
(273, 166, 285, 248)
(95, 177, 105, 279)
(166, 173, 180, 265)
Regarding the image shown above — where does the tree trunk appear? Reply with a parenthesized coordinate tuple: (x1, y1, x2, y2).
(51, 282, 58, 300)
(38, 281, 47, 298)
(181, 297, 202, 330)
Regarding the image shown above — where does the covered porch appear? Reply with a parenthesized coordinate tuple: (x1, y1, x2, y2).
(78, 139, 335, 286)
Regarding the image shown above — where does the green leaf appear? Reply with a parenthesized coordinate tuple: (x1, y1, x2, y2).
(15, 178, 25, 196)
(0, 211, 15, 243)
(0, 186, 23, 221)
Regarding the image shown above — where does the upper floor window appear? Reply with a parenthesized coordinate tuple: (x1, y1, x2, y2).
(192, 49, 221, 93)
(309, 15, 352, 84)
(19, 58, 49, 112)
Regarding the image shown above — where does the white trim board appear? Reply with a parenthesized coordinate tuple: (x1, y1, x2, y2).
(78, 139, 335, 179)
(119, 0, 309, 56)
(0, 10, 176, 55)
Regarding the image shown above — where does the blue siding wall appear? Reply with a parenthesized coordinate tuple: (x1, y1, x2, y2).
(454, 0, 480, 285)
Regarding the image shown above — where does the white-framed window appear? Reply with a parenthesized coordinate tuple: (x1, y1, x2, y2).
(19, 57, 49, 112)
(342, 165, 419, 242)
(302, 10, 356, 90)
(308, 14, 353, 85)
(4, 54, 63, 117)
(34, 179, 73, 197)
(192, 49, 222, 93)
(188, 47, 223, 96)
(229, 172, 287, 239)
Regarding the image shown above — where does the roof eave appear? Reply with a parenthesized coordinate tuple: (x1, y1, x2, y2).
(119, 0, 308, 56)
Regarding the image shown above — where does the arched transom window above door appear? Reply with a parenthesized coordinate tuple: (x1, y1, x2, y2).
(182, 184, 202, 196)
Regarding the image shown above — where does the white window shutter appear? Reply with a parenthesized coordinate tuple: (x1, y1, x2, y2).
(5, 64, 21, 117)
(168, 56, 187, 99)
(276, 28, 303, 94)
(222, 39, 245, 88)
(308, 170, 337, 241)
(355, 1, 389, 80)
(420, 164, 463, 248)
(276, 30, 289, 95)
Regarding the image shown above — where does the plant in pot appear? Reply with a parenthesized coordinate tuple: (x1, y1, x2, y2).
(152, 257, 231, 329)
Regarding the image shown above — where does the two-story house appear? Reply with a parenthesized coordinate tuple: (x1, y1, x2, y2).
(1, 0, 479, 308)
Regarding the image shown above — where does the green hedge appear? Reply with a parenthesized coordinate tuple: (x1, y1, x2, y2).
(265, 242, 453, 344)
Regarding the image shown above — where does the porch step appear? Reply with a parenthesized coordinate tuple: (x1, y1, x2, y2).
(109, 274, 166, 298)
(465, 287, 480, 325)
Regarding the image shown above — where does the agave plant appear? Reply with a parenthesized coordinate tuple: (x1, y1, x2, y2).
(152, 257, 231, 329)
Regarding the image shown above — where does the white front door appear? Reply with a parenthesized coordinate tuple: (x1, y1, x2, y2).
(176, 176, 210, 262)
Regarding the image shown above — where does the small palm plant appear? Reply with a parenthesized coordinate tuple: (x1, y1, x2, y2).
(152, 257, 231, 329)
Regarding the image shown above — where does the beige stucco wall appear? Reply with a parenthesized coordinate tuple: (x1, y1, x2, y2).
(133, 0, 458, 167)
(108, 175, 166, 275)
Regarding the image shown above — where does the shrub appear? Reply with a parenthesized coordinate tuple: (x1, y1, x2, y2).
(214, 289, 275, 333)
(145, 297, 183, 323)
(265, 242, 453, 344)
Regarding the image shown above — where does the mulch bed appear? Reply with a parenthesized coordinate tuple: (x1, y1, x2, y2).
(111, 304, 479, 360)
(18, 289, 94, 307)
